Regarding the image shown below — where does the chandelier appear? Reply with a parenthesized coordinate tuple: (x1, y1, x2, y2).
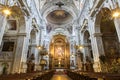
(112, 7, 120, 18)
(0, 0, 23, 17)
(37, 46, 48, 56)
(75, 45, 84, 50)
(39, 59, 47, 65)
(0, 3, 11, 16)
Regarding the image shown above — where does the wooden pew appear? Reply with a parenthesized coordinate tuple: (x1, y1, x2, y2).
(0, 70, 54, 80)
(67, 70, 120, 80)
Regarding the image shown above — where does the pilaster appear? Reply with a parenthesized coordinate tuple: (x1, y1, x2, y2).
(90, 33, 104, 72)
(12, 33, 27, 73)
(0, 16, 7, 46)
(93, 33, 105, 55)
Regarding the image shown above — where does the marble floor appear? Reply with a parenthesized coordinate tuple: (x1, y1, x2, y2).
(50, 74, 72, 80)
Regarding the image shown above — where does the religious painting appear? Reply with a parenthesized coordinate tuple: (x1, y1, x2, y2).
(2, 42, 14, 52)
(7, 20, 17, 30)
(50, 10, 69, 19)
(54, 45, 65, 59)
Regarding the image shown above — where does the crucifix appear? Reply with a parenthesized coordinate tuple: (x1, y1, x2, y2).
(55, 1, 64, 7)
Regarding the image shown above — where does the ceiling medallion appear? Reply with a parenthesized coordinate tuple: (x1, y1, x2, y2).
(50, 10, 69, 19)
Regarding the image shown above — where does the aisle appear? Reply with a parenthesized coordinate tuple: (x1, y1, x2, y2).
(50, 74, 72, 80)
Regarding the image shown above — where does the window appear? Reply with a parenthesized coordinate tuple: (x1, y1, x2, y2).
(7, 20, 17, 30)
(2, 42, 14, 52)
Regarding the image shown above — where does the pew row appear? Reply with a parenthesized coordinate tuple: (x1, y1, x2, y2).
(67, 70, 120, 80)
(0, 70, 54, 80)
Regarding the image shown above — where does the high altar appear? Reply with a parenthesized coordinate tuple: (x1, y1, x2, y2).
(49, 34, 70, 69)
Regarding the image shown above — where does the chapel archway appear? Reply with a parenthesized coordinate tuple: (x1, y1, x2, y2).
(49, 34, 70, 69)
(100, 8, 120, 61)
(95, 8, 120, 72)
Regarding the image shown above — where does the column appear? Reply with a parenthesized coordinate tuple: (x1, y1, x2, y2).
(77, 28, 81, 45)
(91, 33, 105, 72)
(93, 33, 105, 55)
(12, 34, 26, 73)
(114, 18, 120, 43)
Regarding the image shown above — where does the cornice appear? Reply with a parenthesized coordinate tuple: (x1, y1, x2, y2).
(93, 33, 103, 37)
(89, 0, 105, 17)
(17, 33, 27, 36)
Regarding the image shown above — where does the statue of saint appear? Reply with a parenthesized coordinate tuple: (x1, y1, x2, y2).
(26, 53, 35, 72)
(71, 60, 74, 66)
(2, 63, 9, 75)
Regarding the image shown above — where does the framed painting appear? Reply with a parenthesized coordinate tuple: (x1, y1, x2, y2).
(54, 45, 65, 59)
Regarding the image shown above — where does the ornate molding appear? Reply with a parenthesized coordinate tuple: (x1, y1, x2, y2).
(17, 33, 26, 36)
(80, 19, 88, 33)
(89, 0, 105, 17)
(18, 0, 31, 16)
(93, 33, 103, 37)
(41, 2, 77, 21)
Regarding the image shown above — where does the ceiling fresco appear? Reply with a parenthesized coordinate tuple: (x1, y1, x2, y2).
(46, 10, 73, 25)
